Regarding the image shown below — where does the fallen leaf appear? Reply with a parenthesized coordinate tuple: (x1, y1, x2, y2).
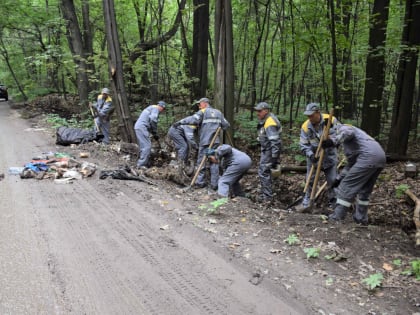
(382, 262, 393, 271)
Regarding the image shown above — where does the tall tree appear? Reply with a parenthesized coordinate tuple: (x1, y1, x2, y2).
(387, 0, 420, 155)
(360, 0, 390, 137)
(103, 0, 136, 143)
(214, 0, 234, 142)
(59, 0, 95, 105)
(191, 0, 209, 99)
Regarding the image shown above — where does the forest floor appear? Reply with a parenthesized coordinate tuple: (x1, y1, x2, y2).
(12, 95, 420, 314)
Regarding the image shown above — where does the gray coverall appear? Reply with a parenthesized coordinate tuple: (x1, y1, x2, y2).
(167, 124, 198, 162)
(216, 144, 252, 197)
(178, 106, 230, 188)
(300, 114, 339, 206)
(93, 94, 113, 144)
(134, 105, 161, 167)
(257, 112, 282, 201)
(330, 125, 386, 223)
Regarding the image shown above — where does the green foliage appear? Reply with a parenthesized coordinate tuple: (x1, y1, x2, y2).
(303, 247, 320, 259)
(284, 234, 300, 246)
(402, 260, 420, 280)
(395, 184, 409, 198)
(392, 259, 402, 267)
(44, 113, 92, 129)
(233, 111, 259, 147)
(362, 273, 383, 290)
(411, 260, 420, 279)
(198, 198, 229, 214)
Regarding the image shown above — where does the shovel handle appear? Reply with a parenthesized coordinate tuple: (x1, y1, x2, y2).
(89, 103, 101, 133)
(189, 127, 221, 187)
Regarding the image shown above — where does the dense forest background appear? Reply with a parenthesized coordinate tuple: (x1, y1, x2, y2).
(0, 0, 419, 155)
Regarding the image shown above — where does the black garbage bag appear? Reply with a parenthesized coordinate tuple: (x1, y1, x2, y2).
(56, 126, 103, 145)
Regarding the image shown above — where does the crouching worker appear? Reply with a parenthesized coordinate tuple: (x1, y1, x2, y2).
(206, 144, 252, 198)
(167, 124, 198, 166)
(322, 124, 386, 224)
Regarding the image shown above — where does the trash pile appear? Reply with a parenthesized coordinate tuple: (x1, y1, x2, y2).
(8, 151, 97, 183)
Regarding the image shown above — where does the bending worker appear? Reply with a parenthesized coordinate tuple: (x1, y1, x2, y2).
(299, 103, 339, 209)
(207, 144, 252, 198)
(134, 101, 167, 168)
(173, 97, 230, 190)
(91, 87, 114, 145)
(254, 102, 282, 203)
(322, 124, 386, 224)
(167, 124, 198, 167)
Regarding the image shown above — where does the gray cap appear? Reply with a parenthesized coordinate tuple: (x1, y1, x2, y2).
(194, 97, 210, 104)
(254, 102, 271, 110)
(303, 103, 320, 115)
(101, 87, 111, 95)
(157, 100, 167, 108)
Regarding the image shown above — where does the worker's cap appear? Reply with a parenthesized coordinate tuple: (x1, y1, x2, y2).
(303, 103, 320, 115)
(254, 102, 271, 111)
(194, 97, 210, 104)
(101, 87, 111, 95)
(157, 101, 167, 108)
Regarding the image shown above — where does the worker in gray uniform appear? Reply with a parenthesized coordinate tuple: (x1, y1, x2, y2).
(134, 101, 166, 168)
(91, 87, 114, 144)
(322, 124, 386, 224)
(254, 102, 282, 203)
(167, 124, 198, 164)
(299, 103, 339, 209)
(206, 144, 252, 198)
(173, 97, 230, 190)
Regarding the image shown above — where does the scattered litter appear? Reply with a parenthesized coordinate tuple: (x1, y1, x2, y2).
(79, 152, 89, 158)
(63, 170, 83, 180)
(160, 224, 169, 230)
(8, 167, 24, 175)
(269, 248, 282, 254)
(54, 178, 74, 184)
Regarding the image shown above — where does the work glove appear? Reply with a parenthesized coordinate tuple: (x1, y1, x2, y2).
(205, 148, 216, 156)
(309, 154, 319, 164)
(271, 157, 279, 170)
(321, 138, 335, 148)
(172, 121, 182, 128)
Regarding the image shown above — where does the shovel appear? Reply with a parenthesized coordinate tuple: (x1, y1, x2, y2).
(299, 108, 334, 211)
(182, 127, 221, 192)
(89, 102, 102, 134)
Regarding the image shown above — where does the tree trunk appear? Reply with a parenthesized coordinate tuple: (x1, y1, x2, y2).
(191, 0, 209, 100)
(328, 0, 339, 114)
(59, 0, 93, 105)
(214, 0, 235, 143)
(360, 0, 390, 137)
(102, 0, 137, 143)
(387, 0, 420, 155)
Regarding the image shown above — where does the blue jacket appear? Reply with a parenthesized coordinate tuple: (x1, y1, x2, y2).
(178, 106, 230, 146)
(335, 125, 386, 169)
(134, 105, 161, 134)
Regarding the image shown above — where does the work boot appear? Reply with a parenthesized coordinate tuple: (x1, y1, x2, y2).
(328, 197, 337, 209)
(194, 182, 207, 189)
(328, 204, 348, 222)
(353, 204, 368, 225)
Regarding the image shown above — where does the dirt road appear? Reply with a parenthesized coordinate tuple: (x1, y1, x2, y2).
(0, 102, 309, 314)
